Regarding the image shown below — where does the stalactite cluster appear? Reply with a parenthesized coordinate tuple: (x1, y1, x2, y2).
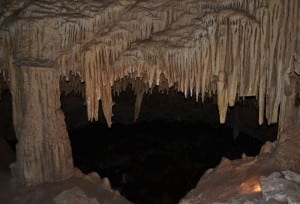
(0, 0, 299, 127)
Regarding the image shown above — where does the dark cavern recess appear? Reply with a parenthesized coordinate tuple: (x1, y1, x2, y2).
(59, 82, 278, 204)
(0, 0, 299, 203)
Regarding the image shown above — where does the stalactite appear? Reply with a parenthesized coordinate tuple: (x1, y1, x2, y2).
(206, 14, 218, 80)
(74, 0, 225, 124)
(247, 25, 260, 97)
(265, 0, 282, 124)
(101, 83, 114, 128)
(228, 16, 240, 106)
(255, 7, 268, 125)
(217, 71, 228, 124)
(201, 37, 210, 103)
(1, 0, 299, 127)
(108, 6, 270, 124)
(133, 80, 146, 122)
(215, 21, 229, 123)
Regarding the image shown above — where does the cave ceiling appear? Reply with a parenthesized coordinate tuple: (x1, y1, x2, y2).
(0, 0, 299, 127)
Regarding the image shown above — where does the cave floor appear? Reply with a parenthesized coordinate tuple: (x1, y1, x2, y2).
(0, 137, 131, 204)
(0, 140, 283, 204)
(1, 136, 298, 204)
(0, 170, 132, 204)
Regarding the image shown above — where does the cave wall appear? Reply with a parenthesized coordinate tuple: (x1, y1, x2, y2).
(0, 0, 299, 184)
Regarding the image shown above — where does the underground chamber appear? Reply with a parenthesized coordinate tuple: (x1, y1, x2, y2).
(0, 0, 299, 203)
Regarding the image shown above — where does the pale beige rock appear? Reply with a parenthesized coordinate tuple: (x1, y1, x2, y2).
(85, 172, 101, 184)
(101, 177, 113, 192)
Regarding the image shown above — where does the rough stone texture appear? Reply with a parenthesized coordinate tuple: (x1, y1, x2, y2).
(0, 167, 131, 204)
(10, 65, 73, 186)
(85, 172, 102, 184)
(282, 171, 300, 184)
(260, 171, 300, 203)
(54, 187, 99, 204)
(274, 127, 300, 172)
(179, 154, 276, 204)
(180, 145, 300, 204)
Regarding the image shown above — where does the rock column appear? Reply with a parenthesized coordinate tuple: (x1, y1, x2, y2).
(10, 64, 73, 186)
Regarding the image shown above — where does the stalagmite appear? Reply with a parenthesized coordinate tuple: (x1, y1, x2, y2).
(0, 0, 299, 185)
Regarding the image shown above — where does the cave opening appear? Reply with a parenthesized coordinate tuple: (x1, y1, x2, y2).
(60, 84, 278, 204)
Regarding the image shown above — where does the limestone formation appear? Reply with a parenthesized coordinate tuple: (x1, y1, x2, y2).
(0, 0, 299, 185)
(9, 63, 74, 185)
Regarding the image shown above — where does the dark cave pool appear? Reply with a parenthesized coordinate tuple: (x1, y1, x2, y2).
(69, 121, 265, 204)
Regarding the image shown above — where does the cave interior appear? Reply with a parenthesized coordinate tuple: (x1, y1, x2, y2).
(0, 0, 300, 203)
